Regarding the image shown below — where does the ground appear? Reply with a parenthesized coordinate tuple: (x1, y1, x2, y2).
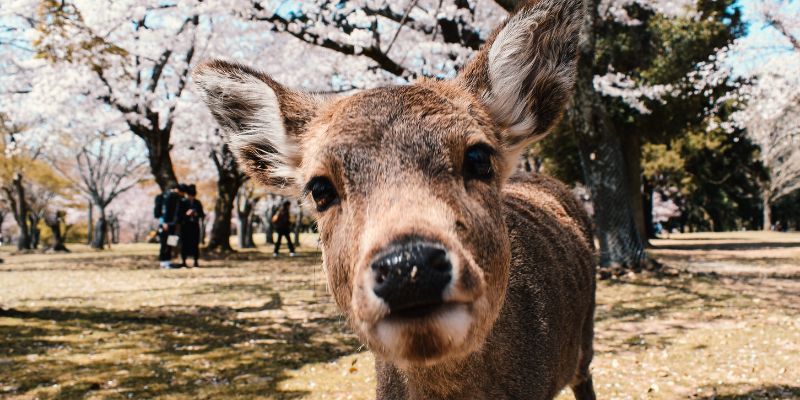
(0, 232, 799, 400)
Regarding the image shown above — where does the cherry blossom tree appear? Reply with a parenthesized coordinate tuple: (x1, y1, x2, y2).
(27, 1, 204, 191)
(717, 0, 800, 229)
(0, 117, 33, 250)
(736, 68, 799, 228)
(246, 0, 505, 87)
(0, 112, 60, 250)
(67, 135, 148, 249)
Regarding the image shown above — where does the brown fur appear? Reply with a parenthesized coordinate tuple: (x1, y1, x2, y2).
(193, 0, 595, 398)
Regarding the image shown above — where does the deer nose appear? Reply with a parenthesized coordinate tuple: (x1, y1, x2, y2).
(371, 241, 452, 314)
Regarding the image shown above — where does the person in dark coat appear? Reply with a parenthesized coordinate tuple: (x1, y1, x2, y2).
(154, 183, 184, 269)
(272, 200, 295, 257)
(176, 184, 205, 267)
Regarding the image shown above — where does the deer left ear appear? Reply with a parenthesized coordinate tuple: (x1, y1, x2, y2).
(193, 59, 322, 194)
(458, 0, 583, 151)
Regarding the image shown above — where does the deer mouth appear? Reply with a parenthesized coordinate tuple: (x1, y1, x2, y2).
(385, 300, 463, 321)
(370, 301, 476, 366)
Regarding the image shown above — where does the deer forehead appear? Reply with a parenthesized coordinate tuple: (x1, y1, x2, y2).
(303, 84, 499, 177)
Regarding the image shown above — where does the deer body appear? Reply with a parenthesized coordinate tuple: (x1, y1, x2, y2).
(195, 1, 596, 398)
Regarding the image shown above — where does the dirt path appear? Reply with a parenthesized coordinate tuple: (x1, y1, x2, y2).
(0, 232, 798, 399)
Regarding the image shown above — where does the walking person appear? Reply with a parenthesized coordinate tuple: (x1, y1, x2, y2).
(272, 200, 295, 257)
(177, 184, 204, 267)
(154, 183, 184, 269)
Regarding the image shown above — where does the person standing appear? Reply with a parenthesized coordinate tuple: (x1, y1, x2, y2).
(272, 200, 295, 257)
(177, 184, 205, 268)
(154, 183, 184, 269)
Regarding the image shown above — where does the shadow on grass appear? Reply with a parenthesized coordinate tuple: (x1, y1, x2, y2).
(0, 300, 359, 399)
(650, 241, 800, 251)
(1, 250, 323, 272)
(594, 275, 745, 354)
(694, 385, 800, 399)
(597, 275, 737, 324)
(201, 250, 322, 263)
(0, 254, 158, 272)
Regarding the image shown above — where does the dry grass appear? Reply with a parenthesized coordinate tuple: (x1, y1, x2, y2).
(0, 232, 799, 399)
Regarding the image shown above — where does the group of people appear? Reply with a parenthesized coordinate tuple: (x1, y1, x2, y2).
(154, 183, 205, 269)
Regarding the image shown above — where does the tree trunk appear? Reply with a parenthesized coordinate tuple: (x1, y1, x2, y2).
(643, 177, 655, 239)
(265, 196, 279, 244)
(762, 188, 772, 231)
(45, 211, 69, 252)
(91, 208, 107, 249)
(87, 200, 93, 245)
(293, 202, 303, 247)
(568, 0, 647, 273)
(208, 181, 237, 252)
(10, 174, 31, 250)
(245, 217, 256, 248)
(110, 215, 120, 244)
(131, 119, 179, 193)
(200, 218, 206, 245)
(206, 143, 244, 252)
(0, 210, 5, 244)
(146, 131, 179, 192)
(709, 208, 724, 232)
(621, 133, 649, 244)
(236, 197, 256, 249)
(29, 213, 41, 249)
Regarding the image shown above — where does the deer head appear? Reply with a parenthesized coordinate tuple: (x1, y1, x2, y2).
(194, 0, 582, 367)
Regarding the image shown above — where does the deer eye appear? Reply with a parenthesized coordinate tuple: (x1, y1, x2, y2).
(307, 177, 339, 212)
(463, 144, 494, 181)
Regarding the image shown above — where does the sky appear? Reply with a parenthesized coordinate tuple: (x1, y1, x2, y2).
(730, 0, 800, 76)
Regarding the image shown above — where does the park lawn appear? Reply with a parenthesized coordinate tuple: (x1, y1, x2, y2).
(0, 232, 799, 399)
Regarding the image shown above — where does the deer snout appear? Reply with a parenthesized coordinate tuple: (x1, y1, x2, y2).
(370, 241, 452, 316)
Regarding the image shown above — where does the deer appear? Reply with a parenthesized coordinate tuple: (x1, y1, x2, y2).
(193, 0, 596, 398)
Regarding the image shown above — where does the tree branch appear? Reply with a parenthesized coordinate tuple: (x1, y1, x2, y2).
(384, 0, 420, 55)
(95, 68, 135, 115)
(147, 49, 173, 93)
(766, 13, 800, 52)
(252, 11, 410, 77)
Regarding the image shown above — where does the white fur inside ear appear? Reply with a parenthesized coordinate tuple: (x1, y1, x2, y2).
(230, 75, 299, 188)
(196, 67, 300, 189)
(486, 10, 543, 140)
(485, 3, 578, 147)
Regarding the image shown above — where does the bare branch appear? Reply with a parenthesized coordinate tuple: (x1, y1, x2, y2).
(147, 49, 174, 93)
(765, 13, 800, 52)
(67, 136, 146, 212)
(251, 10, 410, 77)
(384, 0, 420, 55)
(95, 68, 136, 115)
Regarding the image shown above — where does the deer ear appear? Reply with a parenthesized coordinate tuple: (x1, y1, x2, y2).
(193, 59, 320, 193)
(458, 0, 582, 151)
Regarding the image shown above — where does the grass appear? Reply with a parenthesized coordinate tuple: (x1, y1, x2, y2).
(0, 232, 799, 399)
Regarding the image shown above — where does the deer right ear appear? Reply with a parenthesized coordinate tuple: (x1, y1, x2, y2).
(193, 59, 320, 193)
(458, 0, 582, 151)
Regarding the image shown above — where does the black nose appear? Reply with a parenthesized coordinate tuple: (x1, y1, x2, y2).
(371, 241, 452, 314)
